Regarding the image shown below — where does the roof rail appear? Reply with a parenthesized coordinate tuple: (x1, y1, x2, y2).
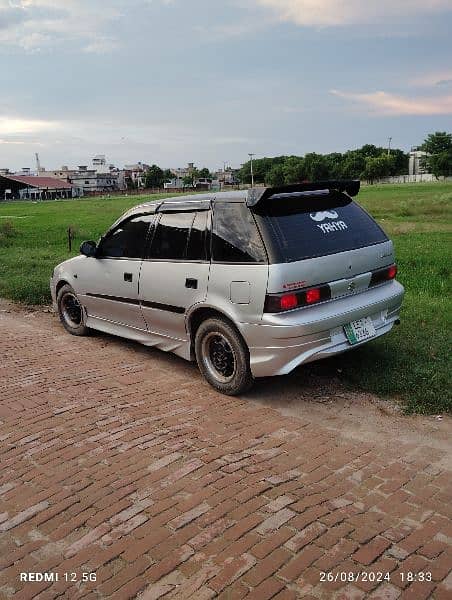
(246, 180, 360, 207)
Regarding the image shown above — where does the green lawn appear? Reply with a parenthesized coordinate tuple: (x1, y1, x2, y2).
(0, 184, 451, 414)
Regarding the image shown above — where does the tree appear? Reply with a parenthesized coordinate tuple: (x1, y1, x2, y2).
(388, 149, 409, 175)
(340, 152, 366, 179)
(181, 167, 200, 187)
(162, 169, 174, 183)
(303, 153, 329, 181)
(283, 156, 306, 184)
(361, 156, 394, 183)
(429, 149, 452, 177)
(266, 164, 285, 186)
(145, 164, 164, 188)
(421, 132, 452, 176)
(198, 167, 212, 180)
(421, 131, 452, 155)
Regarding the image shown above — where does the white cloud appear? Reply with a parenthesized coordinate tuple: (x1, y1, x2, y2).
(0, 0, 123, 52)
(253, 0, 452, 26)
(0, 115, 60, 134)
(330, 89, 452, 116)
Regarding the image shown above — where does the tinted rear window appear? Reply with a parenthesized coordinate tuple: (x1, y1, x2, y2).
(212, 202, 267, 263)
(253, 196, 387, 263)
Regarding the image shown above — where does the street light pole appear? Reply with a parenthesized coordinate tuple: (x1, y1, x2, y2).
(248, 153, 255, 187)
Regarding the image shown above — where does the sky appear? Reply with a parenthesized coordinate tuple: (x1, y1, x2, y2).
(0, 0, 451, 171)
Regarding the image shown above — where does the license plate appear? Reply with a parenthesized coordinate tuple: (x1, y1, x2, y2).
(344, 317, 376, 345)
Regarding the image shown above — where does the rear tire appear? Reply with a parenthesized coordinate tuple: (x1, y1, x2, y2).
(57, 284, 90, 336)
(195, 317, 254, 395)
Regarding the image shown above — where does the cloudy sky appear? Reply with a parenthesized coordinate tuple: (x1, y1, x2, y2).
(1, 0, 451, 171)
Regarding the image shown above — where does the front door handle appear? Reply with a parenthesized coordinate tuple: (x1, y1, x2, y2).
(124, 273, 133, 282)
(185, 278, 198, 289)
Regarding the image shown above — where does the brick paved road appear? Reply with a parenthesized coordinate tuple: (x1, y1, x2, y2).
(0, 309, 451, 600)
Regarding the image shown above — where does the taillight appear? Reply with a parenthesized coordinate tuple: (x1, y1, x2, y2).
(370, 264, 397, 287)
(388, 265, 397, 279)
(264, 284, 330, 313)
(306, 288, 321, 304)
(280, 294, 298, 310)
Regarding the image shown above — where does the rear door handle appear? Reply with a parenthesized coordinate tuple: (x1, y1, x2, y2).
(124, 272, 133, 282)
(185, 278, 198, 289)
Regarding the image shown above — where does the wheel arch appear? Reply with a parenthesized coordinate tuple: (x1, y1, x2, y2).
(56, 279, 71, 296)
(187, 305, 249, 358)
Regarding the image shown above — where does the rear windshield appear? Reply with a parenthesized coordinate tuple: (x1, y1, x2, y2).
(253, 194, 388, 263)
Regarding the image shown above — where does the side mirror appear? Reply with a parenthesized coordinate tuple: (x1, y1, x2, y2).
(80, 240, 97, 257)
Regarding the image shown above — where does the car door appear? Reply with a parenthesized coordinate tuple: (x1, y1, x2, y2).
(139, 207, 210, 341)
(77, 214, 154, 329)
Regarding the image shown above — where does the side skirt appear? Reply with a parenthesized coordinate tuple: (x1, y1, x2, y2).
(85, 315, 192, 361)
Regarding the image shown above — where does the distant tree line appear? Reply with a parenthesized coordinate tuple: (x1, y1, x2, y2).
(237, 145, 408, 186)
(237, 132, 452, 185)
(142, 131, 451, 189)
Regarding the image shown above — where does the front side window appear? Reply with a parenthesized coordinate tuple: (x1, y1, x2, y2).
(98, 215, 153, 258)
(212, 202, 267, 263)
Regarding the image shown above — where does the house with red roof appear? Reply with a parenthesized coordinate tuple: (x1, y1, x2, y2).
(0, 174, 80, 201)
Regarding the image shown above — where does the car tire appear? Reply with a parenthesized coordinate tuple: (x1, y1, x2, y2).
(195, 317, 254, 395)
(57, 284, 90, 336)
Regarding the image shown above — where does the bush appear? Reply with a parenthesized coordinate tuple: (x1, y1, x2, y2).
(0, 220, 18, 246)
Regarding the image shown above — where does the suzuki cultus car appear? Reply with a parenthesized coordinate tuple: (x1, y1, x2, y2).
(51, 181, 404, 395)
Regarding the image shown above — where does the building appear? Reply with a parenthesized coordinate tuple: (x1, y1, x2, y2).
(0, 174, 77, 200)
(40, 160, 119, 194)
(123, 162, 150, 188)
(409, 148, 429, 176)
(215, 167, 240, 188)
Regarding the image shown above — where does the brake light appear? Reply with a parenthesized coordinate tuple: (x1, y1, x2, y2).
(280, 294, 298, 310)
(306, 288, 321, 304)
(370, 264, 397, 287)
(388, 265, 397, 279)
(264, 283, 331, 313)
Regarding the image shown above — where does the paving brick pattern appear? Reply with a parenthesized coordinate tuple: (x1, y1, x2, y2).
(0, 311, 451, 599)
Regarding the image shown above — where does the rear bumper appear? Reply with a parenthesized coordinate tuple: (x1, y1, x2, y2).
(240, 281, 404, 377)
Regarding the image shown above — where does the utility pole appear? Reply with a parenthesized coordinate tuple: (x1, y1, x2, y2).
(248, 153, 255, 187)
(387, 137, 392, 156)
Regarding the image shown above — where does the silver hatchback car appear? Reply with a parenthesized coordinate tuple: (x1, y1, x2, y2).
(51, 181, 404, 395)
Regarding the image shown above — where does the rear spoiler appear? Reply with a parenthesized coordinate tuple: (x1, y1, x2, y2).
(246, 180, 360, 208)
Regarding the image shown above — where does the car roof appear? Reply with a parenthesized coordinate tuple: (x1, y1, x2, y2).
(139, 190, 247, 210)
(106, 190, 248, 232)
(109, 181, 360, 231)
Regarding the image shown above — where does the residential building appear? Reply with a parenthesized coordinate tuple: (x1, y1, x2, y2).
(123, 162, 150, 188)
(40, 162, 119, 194)
(409, 147, 429, 176)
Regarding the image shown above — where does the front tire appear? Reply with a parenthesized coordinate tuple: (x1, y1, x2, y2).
(195, 317, 254, 395)
(57, 284, 90, 336)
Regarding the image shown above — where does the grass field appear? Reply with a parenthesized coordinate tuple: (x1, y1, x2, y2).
(0, 183, 451, 414)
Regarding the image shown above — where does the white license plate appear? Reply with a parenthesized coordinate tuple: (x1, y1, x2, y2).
(344, 317, 376, 345)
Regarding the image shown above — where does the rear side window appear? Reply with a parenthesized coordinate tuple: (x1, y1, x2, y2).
(212, 202, 267, 263)
(148, 211, 208, 261)
(186, 211, 208, 261)
(254, 197, 388, 263)
(149, 212, 193, 260)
